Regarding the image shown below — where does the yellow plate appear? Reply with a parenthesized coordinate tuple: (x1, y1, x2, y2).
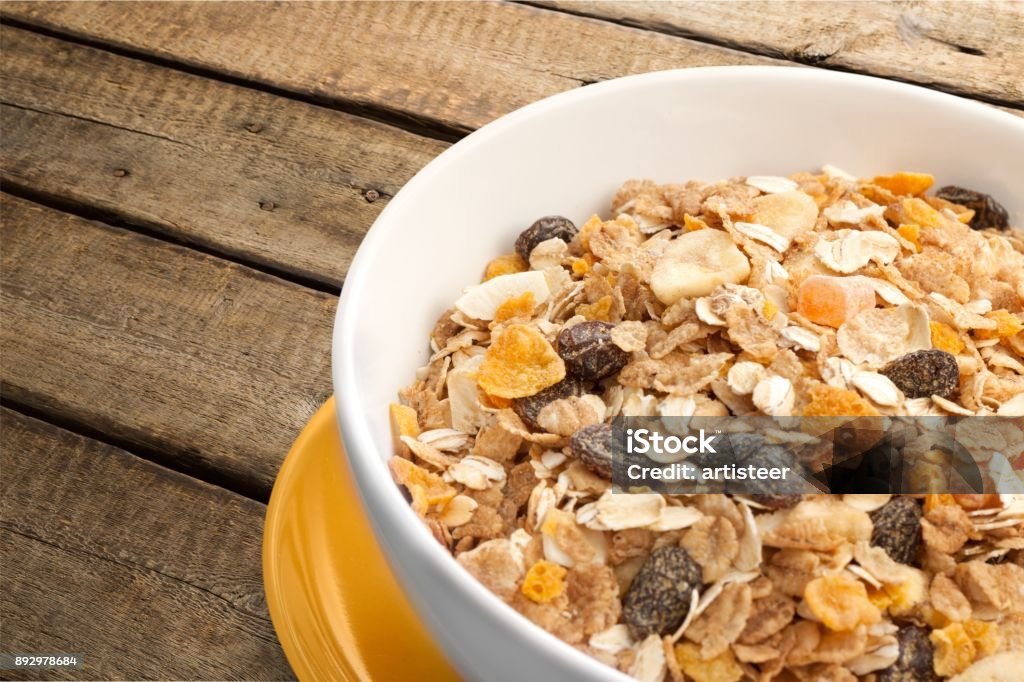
(263, 396, 459, 681)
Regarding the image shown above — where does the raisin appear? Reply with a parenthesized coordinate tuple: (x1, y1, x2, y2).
(622, 545, 703, 639)
(695, 433, 801, 495)
(569, 422, 613, 479)
(747, 493, 802, 510)
(935, 185, 1009, 230)
(881, 349, 960, 399)
(699, 433, 793, 472)
(870, 497, 922, 565)
(511, 376, 585, 430)
(514, 216, 578, 261)
(557, 321, 630, 381)
(878, 625, 937, 682)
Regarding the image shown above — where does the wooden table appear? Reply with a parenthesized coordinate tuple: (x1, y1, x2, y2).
(1, 2, 1020, 679)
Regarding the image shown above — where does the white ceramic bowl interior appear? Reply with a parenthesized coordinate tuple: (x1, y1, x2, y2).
(335, 66, 1024, 682)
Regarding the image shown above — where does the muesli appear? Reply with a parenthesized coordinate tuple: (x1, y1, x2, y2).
(389, 168, 1024, 680)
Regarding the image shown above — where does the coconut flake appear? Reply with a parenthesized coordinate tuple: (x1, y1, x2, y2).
(746, 175, 799, 194)
(455, 270, 550, 320)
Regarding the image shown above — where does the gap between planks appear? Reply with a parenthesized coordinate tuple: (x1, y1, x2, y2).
(524, 0, 1024, 111)
(1, 183, 342, 297)
(1, 195, 336, 502)
(0, 407, 293, 680)
(0, 395, 272, 504)
(0, 24, 448, 293)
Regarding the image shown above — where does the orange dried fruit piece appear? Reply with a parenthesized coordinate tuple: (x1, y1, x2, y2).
(867, 584, 895, 611)
(571, 256, 592, 276)
(577, 295, 614, 322)
(930, 321, 965, 355)
(797, 275, 876, 328)
(925, 493, 957, 513)
(674, 641, 743, 682)
(952, 494, 1001, 511)
(974, 310, 1023, 340)
(803, 384, 880, 418)
(683, 213, 709, 231)
(901, 197, 944, 228)
(483, 253, 527, 281)
(872, 172, 934, 196)
(521, 560, 567, 603)
(479, 389, 511, 409)
(804, 574, 882, 631)
(930, 622, 976, 677)
(898, 223, 922, 252)
(922, 605, 951, 629)
(493, 291, 536, 324)
(389, 402, 421, 457)
(477, 324, 566, 399)
(388, 456, 456, 513)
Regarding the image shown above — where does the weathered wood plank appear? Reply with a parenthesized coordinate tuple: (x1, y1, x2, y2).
(0, 26, 446, 288)
(0, 196, 334, 497)
(0, 0, 782, 134)
(536, 0, 1024, 107)
(0, 408, 293, 680)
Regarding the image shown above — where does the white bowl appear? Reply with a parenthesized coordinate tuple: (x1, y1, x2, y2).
(334, 66, 1024, 681)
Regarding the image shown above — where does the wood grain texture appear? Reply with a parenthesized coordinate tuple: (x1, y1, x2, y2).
(0, 26, 446, 288)
(0, 0, 782, 134)
(0, 408, 293, 680)
(537, 0, 1024, 107)
(0, 196, 335, 497)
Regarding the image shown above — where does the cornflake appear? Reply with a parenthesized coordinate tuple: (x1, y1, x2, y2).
(388, 168, 1024, 682)
(477, 324, 566, 398)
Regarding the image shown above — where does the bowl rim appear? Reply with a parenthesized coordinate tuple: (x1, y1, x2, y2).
(334, 64, 1023, 678)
